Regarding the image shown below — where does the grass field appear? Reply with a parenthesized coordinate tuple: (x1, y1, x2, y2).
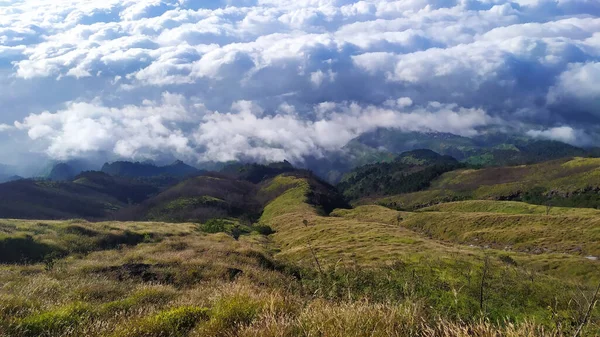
(0, 174, 599, 336)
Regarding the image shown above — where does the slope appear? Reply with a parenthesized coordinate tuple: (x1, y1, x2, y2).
(0, 172, 163, 220)
(0, 179, 125, 220)
(258, 173, 600, 327)
(115, 168, 348, 224)
(337, 149, 462, 200)
(373, 157, 600, 210)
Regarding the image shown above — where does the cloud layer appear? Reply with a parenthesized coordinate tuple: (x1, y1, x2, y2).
(1, 0, 600, 163)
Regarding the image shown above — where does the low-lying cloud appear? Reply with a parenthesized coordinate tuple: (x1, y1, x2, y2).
(1, 0, 600, 164)
(15, 94, 494, 162)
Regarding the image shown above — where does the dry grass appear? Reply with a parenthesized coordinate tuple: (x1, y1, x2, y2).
(0, 175, 599, 336)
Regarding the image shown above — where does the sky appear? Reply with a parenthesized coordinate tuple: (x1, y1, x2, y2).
(0, 0, 599, 169)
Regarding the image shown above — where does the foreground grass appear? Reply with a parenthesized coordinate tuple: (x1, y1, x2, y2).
(0, 174, 599, 336)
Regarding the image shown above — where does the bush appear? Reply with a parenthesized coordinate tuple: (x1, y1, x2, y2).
(114, 306, 208, 337)
(253, 225, 275, 236)
(199, 219, 228, 234)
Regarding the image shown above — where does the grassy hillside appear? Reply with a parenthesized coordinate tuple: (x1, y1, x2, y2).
(258, 176, 600, 332)
(421, 200, 600, 216)
(401, 210, 600, 256)
(114, 169, 347, 224)
(115, 174, 261, 223)
(372, 157, 600, 210)
(1, 173, 599, 336)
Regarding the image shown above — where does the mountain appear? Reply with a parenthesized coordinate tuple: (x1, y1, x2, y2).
(300, 140, 396, 183)
(48, 163, 77, 181)
(72, 171, 161, 204)
(337, 149, 462, 200)
(101, 160, 201, 178)
(0, 175, 22, 183)
(354, 129, 591, 167)
(0, 172, 164, 220)
(114, 173, 261, 223)
(116, 163, 347, 223)
(0, 159, 346, 222)
(220, 160, 297, 183)
(38, 159, 97, 180)
(0, 179, 125, 219)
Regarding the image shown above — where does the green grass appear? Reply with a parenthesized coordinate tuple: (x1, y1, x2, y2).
(164, 197, 226, 210)
(14, 303, 93, 337)
(0, 174, 599, 336)
(399, 210, 600, 258)
(421, 200, 600, 216)
(113, 306, 208, 337)
(259, 176, 312, 223)
(371, 157, 600, 210)
(433, 157, 600, 196)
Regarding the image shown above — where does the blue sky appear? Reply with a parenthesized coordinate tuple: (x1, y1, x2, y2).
(0, 0, 599, 165)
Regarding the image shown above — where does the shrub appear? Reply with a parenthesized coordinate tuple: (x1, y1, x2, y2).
(199, 219, 228, 234)
(61, 225, 99, 237)
(96, 231, 146, 249)
(253, 225, 275, 236)
(114, 306, 208, 337)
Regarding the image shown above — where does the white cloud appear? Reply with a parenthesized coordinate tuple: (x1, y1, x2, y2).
(526, 126, 592, 146)
(15, 92, 202, 160)
(1, 0, 600, 163)
(16, 94, 495, 163)
(549, 62, 600, 101)
(193, 100, 495, 162)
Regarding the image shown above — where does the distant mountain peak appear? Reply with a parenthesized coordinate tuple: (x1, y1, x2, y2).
(102, 160, 200, 178)
(48, 162, 76, 181)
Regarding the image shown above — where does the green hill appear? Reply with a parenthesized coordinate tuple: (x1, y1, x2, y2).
(355, 129, 590, 167)
(116, 168, 347, 224)
(372, 157, 600, 210)
(115, 174, 261, 223)
(337, 149, 462, 200)
(220, 161, 297, 183)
